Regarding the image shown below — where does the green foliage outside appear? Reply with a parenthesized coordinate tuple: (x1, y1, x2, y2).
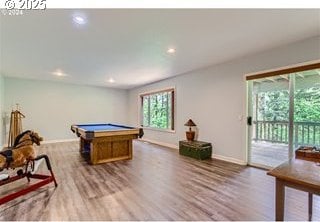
(257, 87, 320, 122)
(256, 86, 320, 146)
(294, 87, 320, 122)
(142, 92, 172, 129)
(257, 91, 289, 121)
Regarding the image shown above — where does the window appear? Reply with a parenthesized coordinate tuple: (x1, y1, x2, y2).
(140, 88, 174, 130)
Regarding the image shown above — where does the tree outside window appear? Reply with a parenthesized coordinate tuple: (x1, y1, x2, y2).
(141, 89, 174, 130)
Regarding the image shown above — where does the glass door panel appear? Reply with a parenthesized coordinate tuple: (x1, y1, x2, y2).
(294, 70, 320, 149)
(249, 75, 290, 168)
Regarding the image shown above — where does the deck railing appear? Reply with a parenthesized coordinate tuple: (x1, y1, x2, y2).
(253, 120, 320, 147)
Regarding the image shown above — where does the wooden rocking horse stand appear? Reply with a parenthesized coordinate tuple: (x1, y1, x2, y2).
(0, 155, 57, 205)
(0, 130, 58, 205)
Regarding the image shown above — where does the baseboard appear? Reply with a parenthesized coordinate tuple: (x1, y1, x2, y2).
(212, 154, 247, 165)
(138, 138, 178, 149)
(41, 138, 78, 144)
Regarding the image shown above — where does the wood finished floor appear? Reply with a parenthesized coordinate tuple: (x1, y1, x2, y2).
(0, 140, 319, 221)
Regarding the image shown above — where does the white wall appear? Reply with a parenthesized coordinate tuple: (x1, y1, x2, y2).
(4, 78, 128, 141)
(0, 74, 4, 145)
(128, 36, 320, 164)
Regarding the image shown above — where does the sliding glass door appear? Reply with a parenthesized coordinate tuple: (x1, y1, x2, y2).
(294, 71, 320, 149)
(248, 75, 290, 167)
(247, 66, 320, 168)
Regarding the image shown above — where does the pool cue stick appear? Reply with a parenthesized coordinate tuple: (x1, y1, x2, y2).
(7, 111, 11, 147)
(14, 105, 18, 144)
(11, 111, 16, 147)
(9, 111, 17, 147)
(16, 104, 22, 142)
(8, 110, 14, 147)
(14, 111, 18, 144)
(17, 111, 23, 134)
(7, 107, 25, 147)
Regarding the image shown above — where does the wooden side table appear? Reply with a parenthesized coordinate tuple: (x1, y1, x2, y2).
(179, 140, 212, 160)
(267, 159, 320, 221)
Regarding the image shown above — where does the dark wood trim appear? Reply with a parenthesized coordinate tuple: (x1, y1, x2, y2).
(246, 62, 320, 81)
(140, 88, 175, 130)
(139, 88, 174, 97)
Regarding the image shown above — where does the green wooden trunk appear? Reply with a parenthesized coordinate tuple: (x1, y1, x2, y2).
(179, 140, 212, 160)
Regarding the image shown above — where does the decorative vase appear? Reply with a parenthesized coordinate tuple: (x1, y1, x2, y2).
(186, 131, 195, 141)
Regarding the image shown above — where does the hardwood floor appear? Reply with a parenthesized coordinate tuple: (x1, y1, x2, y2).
(1, 140, 319, 221)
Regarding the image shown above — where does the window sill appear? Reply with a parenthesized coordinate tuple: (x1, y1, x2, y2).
(142, 127, 176, 134)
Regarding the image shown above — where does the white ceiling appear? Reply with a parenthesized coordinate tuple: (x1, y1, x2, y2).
(1, 9, 319, 89)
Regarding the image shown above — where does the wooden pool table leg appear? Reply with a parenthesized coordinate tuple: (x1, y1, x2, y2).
(91, 139, 98, 165)
(275, 179, 285, 221)
(308, 193, 313, 221)
(80, 138, 84, 153)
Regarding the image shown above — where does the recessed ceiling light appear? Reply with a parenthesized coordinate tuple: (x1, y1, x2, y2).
(72, 14, 87, 25)
(108, 78, 115, 83)
(74, 16, 84, 23)
(167, 48, 176, 54)
(52, 69, 67, 77)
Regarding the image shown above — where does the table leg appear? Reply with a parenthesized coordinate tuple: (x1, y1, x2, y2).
(308, 193, 313, 221)
(80, 138, 84, 153)
(276, 179, 285, 221)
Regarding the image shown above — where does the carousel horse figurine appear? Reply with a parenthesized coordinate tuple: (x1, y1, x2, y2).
(0, 130, 43, 170)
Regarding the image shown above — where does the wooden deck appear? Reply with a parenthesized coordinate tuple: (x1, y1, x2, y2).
(0, 140, 319, 220)
(251, 141, 289, 167)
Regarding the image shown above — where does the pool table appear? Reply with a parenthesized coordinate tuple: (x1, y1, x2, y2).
(71, 123, 143, 164)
